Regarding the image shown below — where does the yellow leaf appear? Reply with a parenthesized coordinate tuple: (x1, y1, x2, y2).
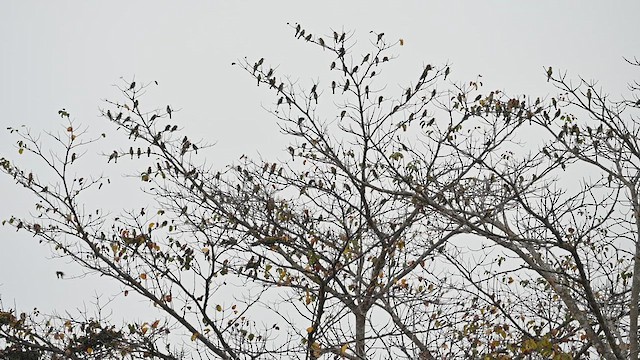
(341, 343, 348, 354)
(18, 148, 24, 154)
(141, 326, 148, 335)
(216, 304, 222, 312)
(306, 326, 314, 334)
(191, 332, 199, 341)
(311, 342, 322, 357)
(140, 273, 147, 280)
(86, 347, 93, 354)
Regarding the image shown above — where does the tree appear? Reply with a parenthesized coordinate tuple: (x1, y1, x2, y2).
(399, 58, 640, 359)
(1, 24, 637, 359)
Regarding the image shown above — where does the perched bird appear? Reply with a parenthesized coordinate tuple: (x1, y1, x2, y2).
(108, 151, 118, 163)
(167, 105, 172, 119)
(420, 64, 432, 80)
(129, 81, 136, 90)
(56, 271, 64, 279)
(546, 67, 553, 82)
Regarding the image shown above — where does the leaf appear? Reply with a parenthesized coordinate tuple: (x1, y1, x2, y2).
(191, 332, 199, 341)
(18, 148, 24, 155)
(140, 273, 147, 280)
(399, 38, 404, 46)
(306, 326, 314, 334)
(341, 343, 348, 355)
(311, 342, 322, 357)
(216, 304, 222, 312)
(151, 320, 160, 329)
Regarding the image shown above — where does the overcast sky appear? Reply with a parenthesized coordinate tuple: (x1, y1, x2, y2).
(1, 0, 638, 325)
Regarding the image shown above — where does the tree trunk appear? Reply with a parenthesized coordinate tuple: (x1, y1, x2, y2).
(628, 191, 640, 360)
(355, 312, 366, 359)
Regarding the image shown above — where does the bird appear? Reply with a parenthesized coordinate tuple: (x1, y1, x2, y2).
(420, 64, 432, 80)
(167, 105, 172, 119)
(56, 271, 64, 279)
(129, 81, 136, 90)
(546, 67, 553, 82)
(108, 150, 118, 163)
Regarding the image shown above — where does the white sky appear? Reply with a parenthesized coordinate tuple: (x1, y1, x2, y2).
(1, 0, 639, 332)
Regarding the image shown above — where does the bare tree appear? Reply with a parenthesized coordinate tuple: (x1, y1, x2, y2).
(401, 57, 640, 359)
(3, 25, 634, 359)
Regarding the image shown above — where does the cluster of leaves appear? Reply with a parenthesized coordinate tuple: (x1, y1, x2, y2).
(0, 307, 173, 360)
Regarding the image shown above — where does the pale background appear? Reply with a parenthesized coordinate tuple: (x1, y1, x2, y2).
(1, 0, 638, 328)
